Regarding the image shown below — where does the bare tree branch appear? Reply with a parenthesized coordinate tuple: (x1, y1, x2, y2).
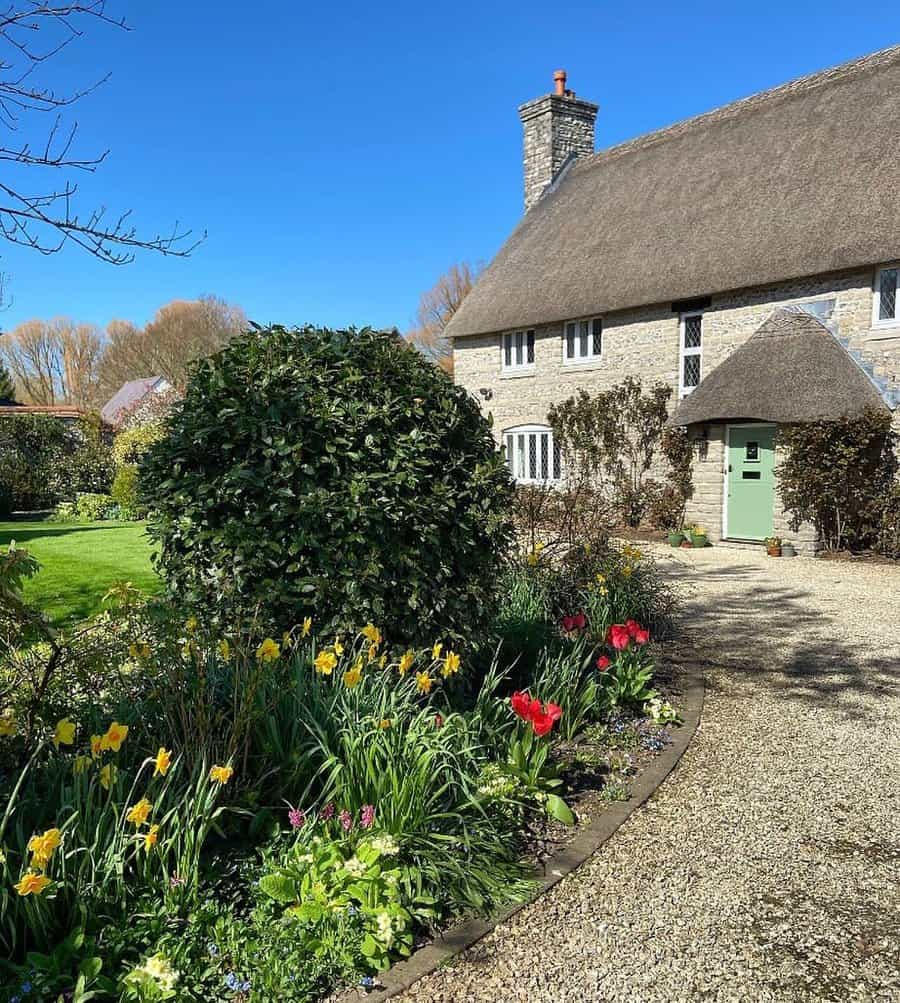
(407, 262, 480, 375)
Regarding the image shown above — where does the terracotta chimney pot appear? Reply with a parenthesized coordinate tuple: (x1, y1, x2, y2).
(553, 69, 567, 97)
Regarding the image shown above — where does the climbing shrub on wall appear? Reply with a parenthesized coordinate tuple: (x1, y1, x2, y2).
(777, 407, 897, 552)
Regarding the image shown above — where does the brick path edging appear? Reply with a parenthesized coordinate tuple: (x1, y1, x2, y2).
(335, 671, 706, 1003)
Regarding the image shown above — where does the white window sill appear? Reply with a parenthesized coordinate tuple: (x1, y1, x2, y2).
(561, 357, 603, 371)
(500, 367, 536, 379)
(870, 320, 900, 338)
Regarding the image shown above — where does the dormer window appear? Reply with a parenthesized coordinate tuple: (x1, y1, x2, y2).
(564, 317, 602, 363)
(502, 330, 535, 372)
(874, 266, 899, 326)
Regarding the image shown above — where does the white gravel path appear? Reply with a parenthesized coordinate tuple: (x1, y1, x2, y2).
(400, 546, 900, 1003)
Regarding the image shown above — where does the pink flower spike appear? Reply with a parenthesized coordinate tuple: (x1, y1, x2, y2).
(339, 808, 353, 831)
(288, 807, 306, 829)
(360, 804, 375, 829)
(320, 802, 335, 821)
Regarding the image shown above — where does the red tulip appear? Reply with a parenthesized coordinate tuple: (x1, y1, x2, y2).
(434, 713, 444, 728)
(546, 702, 562, 722)
(531, 711, 554, 737)
(625, 619, 640, 638)
(573, 612, 586, 630)
(634, 628, 650, 646)
(510, 691, 533, 720)
(596, 655, 610, 671)
(562, 615, 574, 632)
(608, 624, 631, 651)
(527, 696, 542, 720)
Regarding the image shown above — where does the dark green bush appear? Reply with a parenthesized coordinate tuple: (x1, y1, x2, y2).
(143, 325, 514, 644)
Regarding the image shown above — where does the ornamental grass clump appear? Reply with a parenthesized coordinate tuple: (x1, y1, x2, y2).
(143, 324, 515, 647)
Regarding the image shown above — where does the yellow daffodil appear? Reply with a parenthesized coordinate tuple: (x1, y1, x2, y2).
(367, 644, 379, 663)
(185, 615, 198, 633)
(378, 718, 392, 730)
(595, 573, 606, 584)
(442, 651, 461, 678)
(100, 721, 128, 752)
(144, 824, 159, 851)
(90, 734, 103, 759)
(53, 717, 76, 749)
(301, 616, 312, 637)
(128, 640, 151, 660)
(282, 630, 293, 651)
(398, 650, 414, 676)
(622, 565, 633, 578)
(15, 871, 50, 897)
(73, 755, 92, 775)
(209, 764, 233, 785)
(126, 797, 152, 827)
(415, 671, 432, 695)
(314, 650, 337, 675)
(0, 713, 15, 737)
(181, 639, 196, 659)
(431, 642, 443, 661)
(217, 639, 231, 661)
(255, 637, 280, 662)
(28, 828, 61, 869)
(378, 653, 387, 669)
(154, 747, 172, 777)
(342, 659, 363, 689)
(333, 638, 344, 657)
(361, 623, 382, 648)
(99, 763, 117, 790)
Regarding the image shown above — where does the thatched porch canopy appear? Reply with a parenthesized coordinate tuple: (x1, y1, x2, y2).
(669, 309, 891, 427)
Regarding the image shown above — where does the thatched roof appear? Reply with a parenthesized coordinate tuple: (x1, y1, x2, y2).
(669, 309, 890, 426)
(448, 45, 900, 339)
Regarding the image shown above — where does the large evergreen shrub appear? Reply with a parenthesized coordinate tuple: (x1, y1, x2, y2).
(143, 325, 514, 644)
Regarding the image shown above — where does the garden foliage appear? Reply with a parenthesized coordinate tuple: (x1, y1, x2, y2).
(776, 407, 898, 552)
(143, 325, 515, 644)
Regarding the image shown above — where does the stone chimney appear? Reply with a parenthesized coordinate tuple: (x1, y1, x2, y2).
(517, 70, 598, 212)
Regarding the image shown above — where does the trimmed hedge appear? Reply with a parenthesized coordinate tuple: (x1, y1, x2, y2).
(143, 325, 515, 644)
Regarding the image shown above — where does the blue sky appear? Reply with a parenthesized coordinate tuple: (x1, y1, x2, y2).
(0, 1, 892, 334)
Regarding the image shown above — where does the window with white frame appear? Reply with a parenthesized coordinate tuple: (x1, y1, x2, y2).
(501, 330, 535, 371)
(564, 317, 602, 363)
(679, 312, 703, 396)
(503, 425, 562, 484)
(874, 266, 900, 326)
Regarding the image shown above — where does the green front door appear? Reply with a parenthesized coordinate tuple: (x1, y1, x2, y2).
(726, 425, 775, 540)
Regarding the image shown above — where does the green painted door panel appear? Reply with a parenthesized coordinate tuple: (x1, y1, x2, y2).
(727, 426, 775, 540)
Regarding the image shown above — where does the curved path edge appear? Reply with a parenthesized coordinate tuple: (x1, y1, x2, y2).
(336, 670, 706, 1003)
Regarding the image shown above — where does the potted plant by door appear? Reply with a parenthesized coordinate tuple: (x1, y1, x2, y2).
(667, 528, 684, 547)
(690, 525, 709, 548)
(679, 526, 693, 547)
(765, 536, 782, 557)
(781, 541, 797, 557)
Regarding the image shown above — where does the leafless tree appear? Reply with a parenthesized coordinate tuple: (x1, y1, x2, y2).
(0, 2, 200, 265)
(98, 295, 246, 396)
(407, 261, 480, 375)
(0, 315, 102, 404)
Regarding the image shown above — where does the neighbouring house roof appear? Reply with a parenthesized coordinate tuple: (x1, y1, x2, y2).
(447, 45, 900, 340)
(101, 376, 167, 425)
(0, 404, 86, 419)
(669, 309, 891, 426)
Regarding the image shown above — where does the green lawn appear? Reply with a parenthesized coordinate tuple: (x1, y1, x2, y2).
(0, 520, 160, 625)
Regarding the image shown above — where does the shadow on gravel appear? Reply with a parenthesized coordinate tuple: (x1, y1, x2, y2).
(661, 560, 900, 719)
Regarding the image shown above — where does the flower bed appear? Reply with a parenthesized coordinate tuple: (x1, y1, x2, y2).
(0, 539, 680, 1001)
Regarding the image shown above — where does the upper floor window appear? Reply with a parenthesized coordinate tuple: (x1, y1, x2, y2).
(503, 424, 562, 484)
(874, 266, 899, 326)
(502, 330, 535, 371)
(564, 317, 602, 363)
(679, 311, 703, 397)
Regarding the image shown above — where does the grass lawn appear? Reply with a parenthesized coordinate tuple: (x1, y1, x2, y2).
(0, 520, 160, 625)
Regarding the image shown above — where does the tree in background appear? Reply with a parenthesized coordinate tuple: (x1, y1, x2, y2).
(98, 295, 246, 398)
(407, 262, 479, 375)
(0, 318, 103, 406)
(0, 3, 199, 265)
(0, 356, 15, 400)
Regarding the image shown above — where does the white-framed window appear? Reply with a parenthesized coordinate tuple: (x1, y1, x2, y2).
(563, 317, 602, 363)
(679, 311, 703, 397)
(501, 330, 535, 371)
(873, 265, 900, 327)
(503, 424, 562, 484)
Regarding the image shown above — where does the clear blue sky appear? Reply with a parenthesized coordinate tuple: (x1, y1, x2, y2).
(0, 1, 893, 334)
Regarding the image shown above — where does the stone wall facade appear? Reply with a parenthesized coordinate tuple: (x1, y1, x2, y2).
(453, 265, 900, 553)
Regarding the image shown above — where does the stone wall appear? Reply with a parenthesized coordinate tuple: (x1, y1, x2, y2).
(453, 265, 898, 551)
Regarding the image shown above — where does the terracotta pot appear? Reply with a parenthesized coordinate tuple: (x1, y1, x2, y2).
(680, 539, 694, 548)
(766, 546, 782, 557)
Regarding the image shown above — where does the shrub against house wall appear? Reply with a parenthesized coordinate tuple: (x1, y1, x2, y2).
(777, 407, 898, 552)
(144, 325, 515, 645)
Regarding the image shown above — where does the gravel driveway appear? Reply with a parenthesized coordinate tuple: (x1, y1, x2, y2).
(399, 546, 900, 1003)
